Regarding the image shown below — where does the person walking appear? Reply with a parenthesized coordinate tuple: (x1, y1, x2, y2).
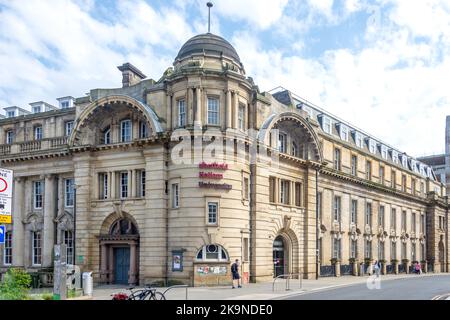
(231, 259, 242, 289)
(373, 260, 381, 277)
(415, 262, 421, 275)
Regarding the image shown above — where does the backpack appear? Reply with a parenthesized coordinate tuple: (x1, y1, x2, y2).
(231, 263, 237, 273)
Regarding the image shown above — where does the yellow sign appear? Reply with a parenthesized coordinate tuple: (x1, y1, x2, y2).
(0, 215, 12, 223)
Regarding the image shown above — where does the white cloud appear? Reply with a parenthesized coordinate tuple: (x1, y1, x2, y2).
(213, 0, 289, 29)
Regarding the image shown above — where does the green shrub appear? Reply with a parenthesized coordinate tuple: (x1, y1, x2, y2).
(0, 268, 32, 300)
(41, 293, 54, 300)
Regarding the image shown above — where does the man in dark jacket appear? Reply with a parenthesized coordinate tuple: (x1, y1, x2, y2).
(231, 259, 242, 288)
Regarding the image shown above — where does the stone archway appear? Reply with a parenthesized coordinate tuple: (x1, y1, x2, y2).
(99, 214, 140, 285)
(272, 230, 299, 278)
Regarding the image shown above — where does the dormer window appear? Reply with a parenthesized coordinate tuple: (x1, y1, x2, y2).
(292, 141, 299, 157)
(32, 106, 41, 113)
(339, 124, 349, 142)
(321, 116, 332, 134)
(381, 145, 388, 159)
(278, 133, 287, 153)
(34, 126, 43, 140)
(65, 121, 74, 136)
(139, 121, 148, 138)
(61, 101, 70, 109)
(355, 132, 363, 148)
(368, 139, 376, 154)
(7, 111, 15, 118)
(419, 164, 426, 176)
(392, 150, 399, 164)
(401, 155, 408, 168)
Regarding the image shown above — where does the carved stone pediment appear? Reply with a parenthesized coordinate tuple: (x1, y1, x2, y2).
(55, 211, 74, 231)
(24, 212, 44, 231)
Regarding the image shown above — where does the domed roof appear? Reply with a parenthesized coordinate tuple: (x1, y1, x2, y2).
(175, 33, 241, 63)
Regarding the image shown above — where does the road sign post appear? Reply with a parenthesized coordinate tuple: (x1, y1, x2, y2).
(0, 168, 13, 224)
(53, 244, 67, 300)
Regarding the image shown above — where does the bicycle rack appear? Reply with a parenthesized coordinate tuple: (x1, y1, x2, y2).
(162, 285, 189, 300)
(272, 272, 303, 292)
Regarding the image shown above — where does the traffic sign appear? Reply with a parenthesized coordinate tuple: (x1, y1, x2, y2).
(0, 169, 13, 198)
(0, 168, 13, 224)
(0, 225, 5, 244)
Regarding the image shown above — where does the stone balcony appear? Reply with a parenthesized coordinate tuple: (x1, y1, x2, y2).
(0, 136, 69, 158)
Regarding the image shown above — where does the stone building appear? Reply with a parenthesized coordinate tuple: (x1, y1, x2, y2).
(0, 32, 448, 286)
(419, 116, 450, 196)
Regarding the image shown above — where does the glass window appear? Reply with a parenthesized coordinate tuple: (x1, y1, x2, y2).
(32, 231, 42, 266)
(238, 105, 245, 130)
(139, 170, 146, 197)
(207, 97, 219, 125)
(278, 133, 287, 153)
(351, 199, 357, 224)
(280, 180, 290, 205)
(4, 231, 12, 265)
(391, 208, 397, 230)
(64, 230, 74, 265)
(103, 127, 111, 144)
(65, 178, 74, 207)
(365, 202, 372, 227)
(120, 172, 128, 198)
(291, 141, 299, 157)
(33, 181, 43, 209)
(99, 173, 108, 199)
(139, 121, 148, 139)
(365, 240, 372, 259)
(208, 202, 218, 224)
(366, 161, 372, 180)
(34, 126, 43, 140)
(402, 211, 407, 230)
(401, 242, 406, 260)
(243, 177, 249, 201)
(379, 205, 385, 228)
(392, 151, 399, 164)
(381, 146, 388, 159)
(61, 101, 70, 109)
(334, 196, 341, 222)
(6, 130, 14, 144)
(172, 183, 179, 208)
(391, 241, 397, 260)
(196, 244, 228, 262)
(412, 212, 416, 232)
(7, 111, 16, 118)
(334, 148, 341, 171)
(32, 106, 41, 113)
(379, 166, 385, 185)
(295, 182, 302, 207)
(355, 132, 363, 148)
(322, 117, 332, 134)
(178, 100, 186, 127)
(333, 238, 341, 259)
(120, 119, 132, 142)
(350, 240, 357, 259)
(269, 177, 276, 203)
(378, 240, 384, 260)
(369, 140, 376, 154)
(351, 155, 357, 176)
(65, 121, 74, 136)
(391, 171, 396, 188)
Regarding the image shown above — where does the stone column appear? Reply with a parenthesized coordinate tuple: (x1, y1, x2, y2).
(108, 246, 114, 283)
(188, 87, 194, 126)
(130, 170, 136, 198)
(43, 174, 56, 267)
(381, 261, 387, 275)
(129, 243, 137, 284)
(226, 90, 232, 128)
(304, 166, 318, 279)
(166, 93, 172, 131)
(334, 261, 341, 277)
(394, 261, 399, 274)
(233, 91, 239, 129)
(100, 244, 108, 283)
(12, 177, 25, 267)
(194, 87, 202, 128)
(110, 172, 115, 199)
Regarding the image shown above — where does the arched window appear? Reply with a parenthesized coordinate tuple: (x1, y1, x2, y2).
(102, 126, 111, 144)
(196, 244, 228, 262)
(110, 218, 138, 235)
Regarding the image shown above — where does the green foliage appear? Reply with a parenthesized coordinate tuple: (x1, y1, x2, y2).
(67, 289, 82, 298)
(41, 293, 54, 300)
(0, 268, 32, 300)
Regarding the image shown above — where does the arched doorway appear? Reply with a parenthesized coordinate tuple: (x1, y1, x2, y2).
(273, 236, 288, 277)
(99, 217, 139, 285)
(439, 240, 445, 272)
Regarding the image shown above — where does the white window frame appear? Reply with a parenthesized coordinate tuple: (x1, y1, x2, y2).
(120, 172, 128, 198)
(355, 132, 363, 148)
(368, 139, 376, 154)
(65, 121, 74, 137)
(278, 133, 287, 153)
(33, 181, 43, 209)
(32, 106, 41, 113)
(381, 145, 388, 159)
(238, 105, 245, 130)
(339, 124, 348, 141)
(207, 97, 219, 125)
(99, 173, 108, 199)
(196, 244, 228, 262)
(172, 183, 179, 208)
(351, 155, 357, 176)
(139, 121, 148, 139)
(139, 170, 146, 197)
(401, 155, 408, 168)
(34, 126, 43, 140)
(178, 99, 186, 127)
(334, 196, 341, 222)
(7, 111, 16, 118)
(322, 116, 332, 134)
(32, 231, 42, 266)
(392, 150, 399, 164)
(64, 230, 74, 265)
(120, 119, 132, 142)
(103, 127, 111, 144)
(61, 101, 70, 109)
(3, 231, 12, 265)
(6, 130, 14, 144)
(207, 202, 218, 225)
(351, 199, 357, 224)
(64, 178, 75, 207)
(280, 180, 290, 205)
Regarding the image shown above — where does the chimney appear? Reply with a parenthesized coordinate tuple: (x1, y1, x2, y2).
(117, 63, 146, 87)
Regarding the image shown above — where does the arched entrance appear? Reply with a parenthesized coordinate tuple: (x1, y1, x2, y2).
(99, 217, 139, 285)
(273, 236, 288, 277)
(439, 240, 445, 272)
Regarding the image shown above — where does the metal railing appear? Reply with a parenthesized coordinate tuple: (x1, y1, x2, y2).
(162, 285, 189, 300)
(272, 273, 303, 292)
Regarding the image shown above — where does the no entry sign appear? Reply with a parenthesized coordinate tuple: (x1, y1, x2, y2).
(0, 168, 13, 224)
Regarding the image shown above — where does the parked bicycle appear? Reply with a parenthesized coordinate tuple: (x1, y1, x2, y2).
(112, 286, 166, 300)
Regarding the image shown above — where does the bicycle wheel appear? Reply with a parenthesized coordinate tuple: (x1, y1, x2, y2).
(148, 292, 166, 300)
(128, 289, 148, 300)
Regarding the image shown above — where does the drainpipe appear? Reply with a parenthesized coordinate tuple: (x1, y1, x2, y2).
(315, 167, 319, 280)
(164, 141, 169, 286)
(249, 163, 255, 283)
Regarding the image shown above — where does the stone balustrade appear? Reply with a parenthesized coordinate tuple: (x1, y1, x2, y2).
(0, 136, 69, 156)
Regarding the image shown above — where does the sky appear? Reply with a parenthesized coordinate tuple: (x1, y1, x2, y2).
(0, 0, 449, 157)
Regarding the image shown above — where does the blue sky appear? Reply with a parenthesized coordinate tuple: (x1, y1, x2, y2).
(0, 0, 449, 156)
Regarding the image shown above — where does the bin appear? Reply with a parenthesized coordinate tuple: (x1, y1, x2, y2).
(82, 272, 93, 296)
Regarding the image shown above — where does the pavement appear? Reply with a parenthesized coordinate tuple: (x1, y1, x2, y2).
(91, 272, 448, 300)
